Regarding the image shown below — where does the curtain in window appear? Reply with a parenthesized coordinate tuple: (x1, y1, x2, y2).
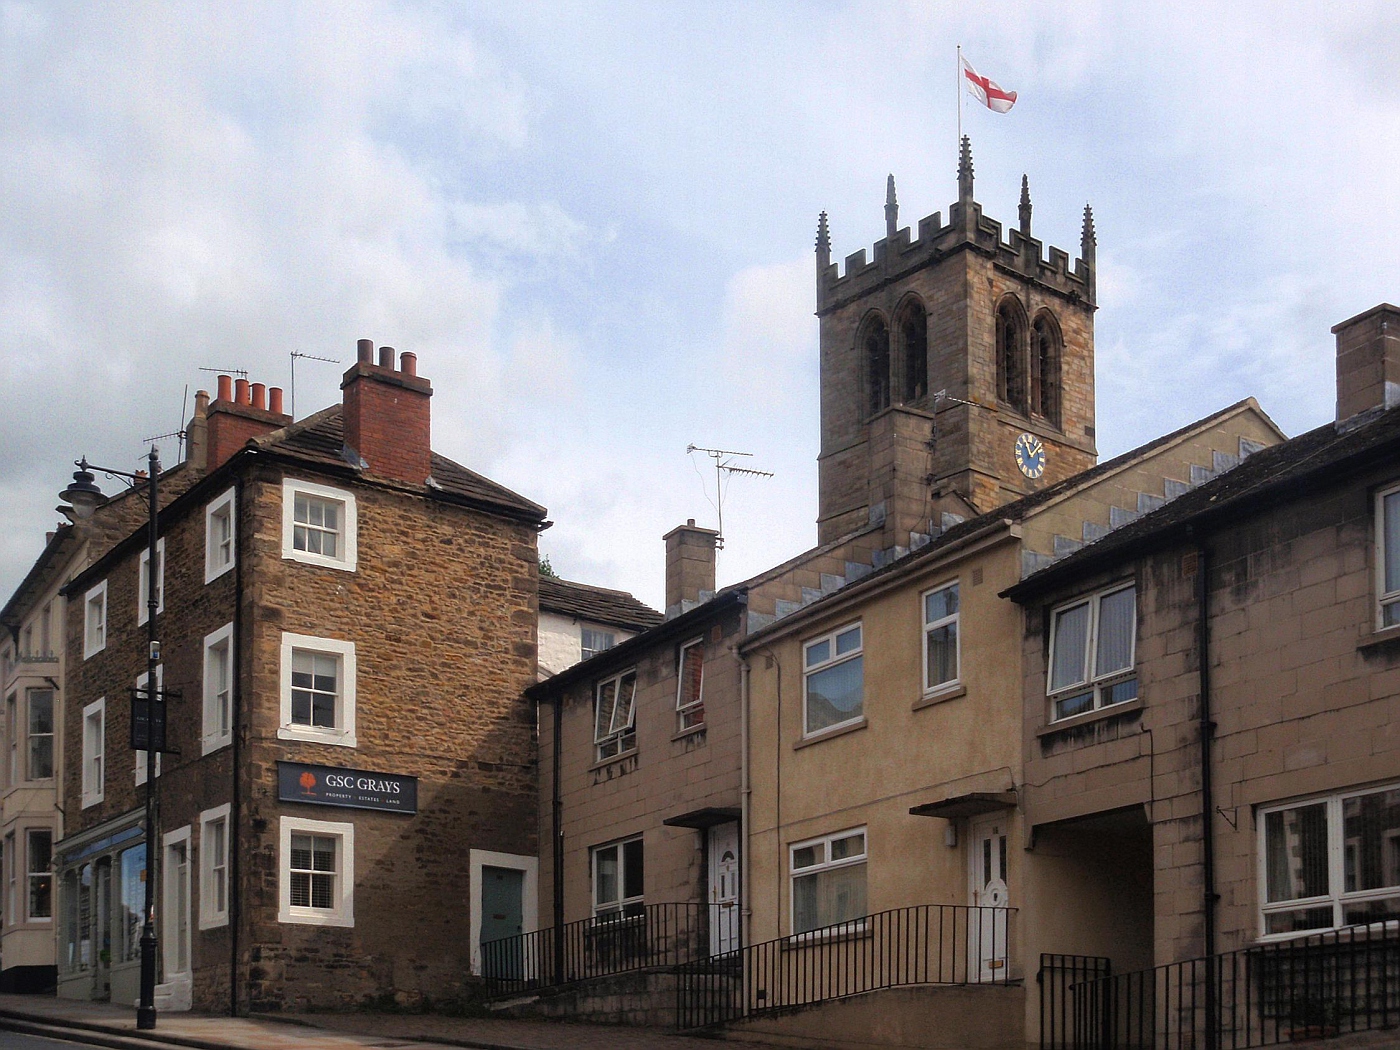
(1343, 789, 1400, 893)
(806, 657, 863, 732)
(793, 863, 867, 934)
(1265, 804, 1328, 902)
(1095, 588, 1135, 677)
(1050, 604, 1089, 691)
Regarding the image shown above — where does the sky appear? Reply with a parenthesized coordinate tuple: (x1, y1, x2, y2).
(3, 2, 1399, 613)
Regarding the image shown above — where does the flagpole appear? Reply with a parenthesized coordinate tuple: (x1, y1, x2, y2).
(956, 44, 962, 151)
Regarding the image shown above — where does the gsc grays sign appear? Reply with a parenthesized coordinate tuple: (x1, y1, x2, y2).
(277, 761, 418, 814)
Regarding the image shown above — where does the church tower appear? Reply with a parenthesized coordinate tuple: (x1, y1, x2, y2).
(815, 138, 1098, 550)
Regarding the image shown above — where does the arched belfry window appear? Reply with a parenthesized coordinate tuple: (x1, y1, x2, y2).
(996, 300, 1028, 414)
(1031, 312, 1061, 427)
(897, 299, 928, 404)
(862, 316, 891, 417)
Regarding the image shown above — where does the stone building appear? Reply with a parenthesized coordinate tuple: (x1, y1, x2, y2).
(54, 344, 547, 1013)
(536, 576, 661, 680)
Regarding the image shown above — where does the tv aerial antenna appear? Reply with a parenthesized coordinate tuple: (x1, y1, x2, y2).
(686, 445, 773, 550)
(289, 351, 341, 418)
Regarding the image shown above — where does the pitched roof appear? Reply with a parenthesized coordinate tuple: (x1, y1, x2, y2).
(538, 576, 662, 632)
(1004, 404, 1400, 600)
(1, 525, 81, 629)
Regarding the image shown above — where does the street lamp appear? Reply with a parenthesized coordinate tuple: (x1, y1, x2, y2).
(61, 448, 162, 1031)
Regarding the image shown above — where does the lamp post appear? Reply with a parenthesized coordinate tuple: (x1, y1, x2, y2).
(61, 448, 162, 1031)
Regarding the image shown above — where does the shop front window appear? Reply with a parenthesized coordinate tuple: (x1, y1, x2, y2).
(120, 845, 145, 964)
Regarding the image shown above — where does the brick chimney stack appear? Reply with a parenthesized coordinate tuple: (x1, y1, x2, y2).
(341, 339, 433, 485)
(206, 374, 291, 471)
(1334, 304, 1400, 424)
(663, 519, 719, 618)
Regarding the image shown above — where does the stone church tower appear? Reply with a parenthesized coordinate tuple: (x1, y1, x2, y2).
(815, 138, 1099, 551)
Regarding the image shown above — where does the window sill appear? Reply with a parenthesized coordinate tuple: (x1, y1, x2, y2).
(279, 908, 354, 928)
(201, 736, 232, 757)
(282, 549, 357, 574)
(794, 717, 868, 750)
(671, 725, 706, 742)
(589, 749, 638, 773)
(785, 920, 870, 949)
(1358, 623, 1400, 654)
(277, 726, 357, 748)
(1037, 696, 1144, 738)
(913, 683, 966, 711)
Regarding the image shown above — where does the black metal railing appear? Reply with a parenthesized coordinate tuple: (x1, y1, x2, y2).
(481, 902, 739, 996)
(1072, 922, 1400, 1049)
(1041, 954, 1112, 1050)
(677, 903, 1017, 1029)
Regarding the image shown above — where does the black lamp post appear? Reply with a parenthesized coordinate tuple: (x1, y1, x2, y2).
(61, 448, 162, 1031)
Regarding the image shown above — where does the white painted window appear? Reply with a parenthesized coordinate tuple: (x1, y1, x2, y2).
(922, 581, 960, 693)
(803, 623, 864, 736)
(790, 827, 867, 936)
(278, 633, 357, 747)
(593, 668, 637, 762)
(591, 836, 643, 918)
(27, 829, 51, 921)
(81, 698, 104, 807)
(199, 805, 230, 929)
(205, 487, 236, 583)
(135, 667, 163, 786)
(1259, 783, 1400, 939)
(1047, 583, 1138, 721)
(282, 479, 357, 572)
(202, 623, 234, 754)
(581, 628, 615, 662)
(1378, 482, 1400, 629)
(136, 538, 165, 625)
(278, 816, 354, 927)
(27, 687, 54, 779)
(676, 638, 705, 731)
(83, 581, 107, 659)
(3, 831, 13, 926)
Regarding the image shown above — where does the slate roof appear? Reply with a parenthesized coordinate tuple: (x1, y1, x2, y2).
(538, 576, 663, 633)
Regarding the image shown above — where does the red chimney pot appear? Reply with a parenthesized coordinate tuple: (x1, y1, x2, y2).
(234, 378, 250, 405)
(251, 383, 266, 410)
(217, 374, 233, 402)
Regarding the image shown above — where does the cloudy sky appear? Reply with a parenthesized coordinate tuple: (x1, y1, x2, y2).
(3, 2, 1398, 611)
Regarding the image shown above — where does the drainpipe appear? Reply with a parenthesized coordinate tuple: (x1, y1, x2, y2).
(1195, 540, 1219, 1049)
(550, 694, 564, 985)
(229, 474, 244, 1017)
(739, 655, 750, 951)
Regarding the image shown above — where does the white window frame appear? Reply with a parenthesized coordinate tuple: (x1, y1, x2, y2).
(676, 637, 705, 732)
(591, 835, 644, 919)
(136, 538, 166, 625)
(594, 668, 637, 762)
(468, 849, 539, 976)
(135, 667, 163, 785)
(789, 826, 868, 938)
(205, 487, 237, 584)
(282, 478, 358, 573)
(278, 815, 354, 927)
(26, 686, 54, 781)
(1046, 582, 1138, 722)
(581, 627, 616, 662)
(83, 581, 107, 659)
(25, 827, 51, 923)
(1258, 782, 1400, 941)
(202, 623, 234, 755)
(81, 698, 104, 808)
(922, 580, 961, 695)
(802, 622, 865, 737)
(1377, 481, 1400, 630)
(198, 804, 231, 930)
(278, 633, 357, 748)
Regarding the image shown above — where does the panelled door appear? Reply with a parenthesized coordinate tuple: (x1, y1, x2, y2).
(480, 866, 525, 980)
(708, 821, 739, 955)
(967, 814, 1009, 981)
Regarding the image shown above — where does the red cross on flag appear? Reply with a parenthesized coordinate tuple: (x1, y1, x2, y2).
(961, 55, 1017, 113)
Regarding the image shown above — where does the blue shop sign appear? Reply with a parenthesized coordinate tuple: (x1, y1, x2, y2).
(277, 761, 417, 815)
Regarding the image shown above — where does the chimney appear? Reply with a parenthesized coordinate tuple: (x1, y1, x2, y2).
(663, 519, 719, 618)
(341, 341, 433, 485)
(206, 374, 292, 471)
(1334, 304, 1400, 423)
(186, 389, 210, 470)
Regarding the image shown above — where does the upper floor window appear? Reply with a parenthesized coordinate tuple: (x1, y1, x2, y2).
(594, 668, 637, 762)
(1030, 312, 1061, 427)
(81, 698, 104, 808)
(199, 804, 231, 929)
(137, 538, 165, 626)
(898, 299, 928, 403)
(1260, 783, 1400, 938)
(803, 623, 863, 736)
(923, 582, 960, 693)
(676, 638, 705, 731)
(83, 581, 107, 659)
(592, 836, 643, 919)
(1048, 583, 1137, 721)
(282, 479, 358, 573)
(205, 487, 236, 584)
(996, 300, 1028, 415)
(278, 633, 357, 748)
(581, 628, 616, 662)
(202, 623, 234, 755)
(863, 316, 891, 417)
(1379, 482, 1400, 629)
(26, 688, 53, 780)
(791, 828, 867, 936)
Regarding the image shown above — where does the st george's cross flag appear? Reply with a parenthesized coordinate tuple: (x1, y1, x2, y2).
(961, 55, 1017, 113)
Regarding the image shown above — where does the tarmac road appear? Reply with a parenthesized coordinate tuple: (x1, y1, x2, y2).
(0, 1032, 110, 1050)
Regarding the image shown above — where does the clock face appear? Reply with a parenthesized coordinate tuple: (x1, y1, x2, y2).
(1014, 432, 1046, 479)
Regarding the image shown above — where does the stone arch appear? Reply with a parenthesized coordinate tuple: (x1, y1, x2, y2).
(858, 312, 891, 417)
(894, 295, 928, 404)
(1031, 309, 1062, 427)
(995, 296, 1029, 415)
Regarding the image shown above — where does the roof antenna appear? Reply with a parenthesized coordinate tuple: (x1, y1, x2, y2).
(289, 351, 340, 419)
(199, 366, 249, 379)
(686, 445, 773, 551)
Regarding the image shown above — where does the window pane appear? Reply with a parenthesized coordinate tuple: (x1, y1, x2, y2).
(622, 839, 644, 900)
(806, 656, 863, 733)
(290, 834, 312, 871)
(1385, 491, 1400, 594)
(678, 643, 704, 708)
(595, 846, 618, 906)
(29, 692, 53, 735)
(831, 833, 865, 861)
(794, 863, 867, 934)
(806, 639, 830, 667)
(594, 679, 617, 742)
(1054, 691, 1093, 721)
(1343, 789, 1400, 892)
(1102, 677, 1139, 707)
(310, 872, 334, 909)
(926, 623, 958, 687)
(1265, 804, 1329, 903)
(1050, 603, 1089, 691)
(925, 584, 959, 623)
(835, 626, 862, 656)
(609, 672, 637, 736)
(312, 836, 336, 871)
(792, 845, 821, 870)
(1343, 895, 1400, 926)
(1264, 905, 1334, 936)
(1095, 587, 1135, 677)
(290, 872, 310, 908)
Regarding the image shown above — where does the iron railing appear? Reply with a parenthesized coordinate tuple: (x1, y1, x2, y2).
(481, 902, 739, 996)
(1041, 954, 1112, 1050)
(1072, 922, 1400, 1049)
(677, 903, 1017, 1029)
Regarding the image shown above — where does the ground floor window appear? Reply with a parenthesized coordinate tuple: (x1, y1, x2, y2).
(119, 844, 145, 963)
(56, 826, 146, 978)
(1261, 783, 1400, 937)
(592, 836, 643, 918)
(278, 815, 354, 927)
(27, 829, 51, 920)
(790, 827, 867, 935)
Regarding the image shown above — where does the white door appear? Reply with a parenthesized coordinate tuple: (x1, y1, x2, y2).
(708, 821, 740, 955)
(163, 838, 190, 979)
(967, 815, 1009, 981)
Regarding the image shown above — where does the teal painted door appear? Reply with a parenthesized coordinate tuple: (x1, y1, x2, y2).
(481, 866, 524, 979)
